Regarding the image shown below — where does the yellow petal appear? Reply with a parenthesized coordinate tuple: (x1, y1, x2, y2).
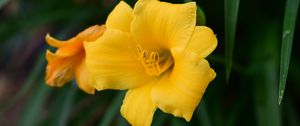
(131, 0, 196, 49)
(186, 26, 218, 58)
(45, 34, 78, 48)
(121, 82, 157, 126)
(46, 25, 106, 57)
(77, 25, 106, 42)
(46, 34, 81, 57)
(151, 48, 216, 121)
(45, 50, 75, 87)
(45, 25, 105, 93)
(106, 1, 133, 32)
(46, 25, 105, 48)
(55, 42, 83, 57)
(74, 58, 95, 94)
(84, 29, 152, 91)
(45, 49, 59, 61)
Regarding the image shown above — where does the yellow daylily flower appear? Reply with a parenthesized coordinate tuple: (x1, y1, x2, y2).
(45, 25, 106, 94)
(85, 0, 217, 125)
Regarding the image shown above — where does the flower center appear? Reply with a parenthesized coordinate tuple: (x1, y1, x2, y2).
(137, 45, 173, 76)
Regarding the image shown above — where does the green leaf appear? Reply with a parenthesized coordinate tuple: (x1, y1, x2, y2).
(196, 6, 206, 26)
(65, 90, 114, 126)
(224, 0, 240, 82)
(252, 23, 281, 126)
(196, 101, 211, 126)
(98, 91, 125, 126)
(116, 115, 129, 126)
(18, 80, 52, 126)
(278, 0, 299, 104)
(51, 83, 77, 126)
(255, 60, 281, 126)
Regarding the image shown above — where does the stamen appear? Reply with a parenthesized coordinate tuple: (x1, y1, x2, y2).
(137, 45, 173, 76)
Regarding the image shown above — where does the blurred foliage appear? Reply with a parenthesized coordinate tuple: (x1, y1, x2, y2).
(279, 0, 299, 104)
(224, 0, 239, 82)
(0, 0, 299, 126)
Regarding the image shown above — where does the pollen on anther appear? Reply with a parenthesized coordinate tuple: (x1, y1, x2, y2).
(136, 45, 162, 76)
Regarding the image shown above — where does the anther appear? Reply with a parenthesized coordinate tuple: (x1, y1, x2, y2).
(136, 45, 162, 76)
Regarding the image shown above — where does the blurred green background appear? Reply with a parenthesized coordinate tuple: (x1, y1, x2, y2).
(0, 0, 299, 126)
